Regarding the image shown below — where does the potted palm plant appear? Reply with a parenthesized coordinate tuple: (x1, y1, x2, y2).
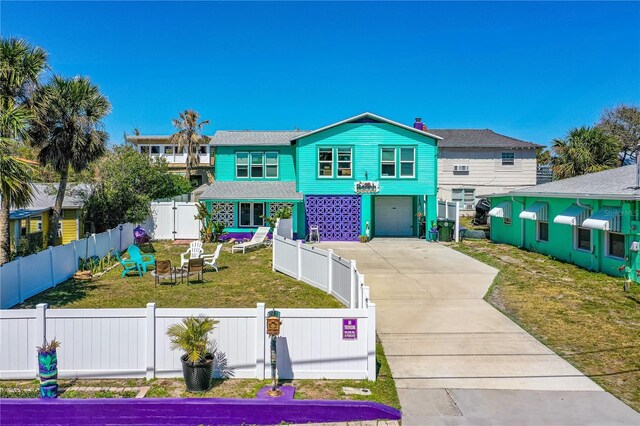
(37, 339, 60, 398)
(167, 317, 219, 392)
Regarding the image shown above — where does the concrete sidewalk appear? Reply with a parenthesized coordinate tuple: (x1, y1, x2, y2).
(317, 239, 639, 425)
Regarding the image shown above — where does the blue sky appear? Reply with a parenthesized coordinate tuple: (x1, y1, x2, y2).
(3, 1, 639, 147)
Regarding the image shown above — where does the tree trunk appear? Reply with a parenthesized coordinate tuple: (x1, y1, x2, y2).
(48, 167, 69, 247)
(0, 195, 12, 265)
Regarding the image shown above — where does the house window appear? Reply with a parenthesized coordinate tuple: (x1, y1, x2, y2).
(575, 227, 591, 251)
(337, 148, 352, 177)
(150, 146, 160, 155)
(400, 148, 415, 177)
(452, 189, 475, 209)
(318, 148, 333, 178)
(537, 221, 549, 242)
(239, 202, 265, 227)
(504, 217, 512, 225)
(381, 148, 396, 177)
(606, 232, 625, 259)
(140, 146, 149, 154)
(199, 146, 208, 154)
(164, 146, 174, 155)
(236, 152, 249, 178)
(265, 152, 278, 178)
(501, 152, 515, 166)
(57, 222, 62, 237)
(250, 152, 264, 178)
(20, 221, 27, 238)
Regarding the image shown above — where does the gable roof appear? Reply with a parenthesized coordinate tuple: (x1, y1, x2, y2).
(210, 131, 307, 147)
(491, 165, 639, 200)
(429, 129, 541, 149)
(291, 112, 443, 142)
(199, 181, 302, 201)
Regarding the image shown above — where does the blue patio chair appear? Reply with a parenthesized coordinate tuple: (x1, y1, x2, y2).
(127, 244, 155, 273)
(115, 250, 142, 277)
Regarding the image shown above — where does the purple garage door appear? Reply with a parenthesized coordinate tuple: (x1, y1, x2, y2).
(305, 195, 361, 241)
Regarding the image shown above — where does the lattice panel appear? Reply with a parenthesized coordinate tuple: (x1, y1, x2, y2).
(305, 195, 361, 241)
(211, 202, 235, 228)
(269, 202, 294, 216)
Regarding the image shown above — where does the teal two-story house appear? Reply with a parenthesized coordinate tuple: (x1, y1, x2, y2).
(199, 112, 441, 241)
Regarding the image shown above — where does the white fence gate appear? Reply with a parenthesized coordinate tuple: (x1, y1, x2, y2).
(147, 201, 201, 240)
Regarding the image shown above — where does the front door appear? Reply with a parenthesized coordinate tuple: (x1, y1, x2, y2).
(375, 196, 413, 237)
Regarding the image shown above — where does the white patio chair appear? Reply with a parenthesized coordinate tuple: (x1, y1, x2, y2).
(201, 243, 223, 272)
(231, 227, 270, 254)
(180, 241, 204, 267)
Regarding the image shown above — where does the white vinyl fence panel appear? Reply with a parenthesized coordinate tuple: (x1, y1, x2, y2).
(0, 223, 135, 309)
(0, 303, 376, 381)
(299, 245, 329, 291)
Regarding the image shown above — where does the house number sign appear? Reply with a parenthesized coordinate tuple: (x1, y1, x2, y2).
(354, 181, 380, 194)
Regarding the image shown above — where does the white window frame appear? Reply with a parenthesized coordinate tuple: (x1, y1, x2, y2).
(199, 145, 208, 155)
(337, 147, 352, 178)
(140, 145, 149, 154)
(235, 152, 249, 178)
(239, 202, 265, 227)
(536, 220, 549, 242)
(399, 147, 416, 178)
(265, 151, 279, 178)
(501, 152, 515, 166)
(318, 148, 334, 178)
(150, 145, 160, 155)
(380, 148, 397, 178)
(605, 231, 625, 259)
(164, 145, 174, 155)
(574, 226, 592, 252)
(250, 152, 265, 178)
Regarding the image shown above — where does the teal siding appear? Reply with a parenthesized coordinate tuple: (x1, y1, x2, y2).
(214, 145, 297, 181)
(296, 123, 438, 196)
(490, 196, 636, 278)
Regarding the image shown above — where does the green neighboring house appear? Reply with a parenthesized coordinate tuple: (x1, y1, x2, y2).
(487, 165, 638, 281)
(200, 112, 441, 240)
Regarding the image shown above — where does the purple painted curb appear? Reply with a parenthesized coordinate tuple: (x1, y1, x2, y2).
(256, 385, 295, 400)
(0, 397, 402, 425)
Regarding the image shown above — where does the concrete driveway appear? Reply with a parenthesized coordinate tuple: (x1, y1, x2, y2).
(316, 239, 639, 425)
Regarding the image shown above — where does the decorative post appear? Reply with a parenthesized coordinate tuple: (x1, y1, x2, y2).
(265, 309, 282, 397)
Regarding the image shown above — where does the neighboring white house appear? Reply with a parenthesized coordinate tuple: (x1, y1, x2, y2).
(431, 129, 542, 211)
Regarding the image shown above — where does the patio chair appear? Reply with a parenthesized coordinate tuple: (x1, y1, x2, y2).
(202, 243, 223, 272)
(231, 227, 270, 254)
(127, 244, 155, 273)
(115, 250, 142, 277)
(152, 260, 177, 287)
(180, 241, 204, 267)
(186, 258, 205, 284)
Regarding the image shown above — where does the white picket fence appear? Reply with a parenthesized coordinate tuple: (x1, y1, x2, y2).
(146, 201, 200, 240)
(437, 200, 461, 242)
(272, 219, 370, 310)
(0, 302, 376, 381)
(0, 224, 135, 309)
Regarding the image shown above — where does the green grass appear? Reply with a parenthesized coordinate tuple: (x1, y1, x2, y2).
(0, 340, 400, 409)
(16, 241, 342, 309)
(452, 239, 640, 412)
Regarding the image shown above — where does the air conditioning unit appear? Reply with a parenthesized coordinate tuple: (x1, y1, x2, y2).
(453, 165, 469, 172)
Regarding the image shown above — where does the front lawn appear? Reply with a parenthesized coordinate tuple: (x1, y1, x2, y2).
(16, 241, 342, 309)
(453, 239, 640, 412)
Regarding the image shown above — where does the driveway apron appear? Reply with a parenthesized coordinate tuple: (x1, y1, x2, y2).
(316, 239, 639, 425)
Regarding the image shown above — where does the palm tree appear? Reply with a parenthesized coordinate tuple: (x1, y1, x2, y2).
(169, 110, 210, 184)
(29, 76, 111, 246)
(0, 38, 47, 264)
(551, 126, 620, 180)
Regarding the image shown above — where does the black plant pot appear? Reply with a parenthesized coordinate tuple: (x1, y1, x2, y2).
(181, 354, 214, 392)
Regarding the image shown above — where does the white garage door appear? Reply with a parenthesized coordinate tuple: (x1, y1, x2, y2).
(375, 196, 413, 237)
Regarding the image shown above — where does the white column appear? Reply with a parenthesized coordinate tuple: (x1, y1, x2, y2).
(296, 240, 302, 280)
(326, 249, 334, 295)
(367, 302, 377, 381)
(145, 303, 156, 379)
(350, 260, 358, 309)
(35, 303, 47, 377)
(454, 201, 460, 242)
(255, 303, 266, 379)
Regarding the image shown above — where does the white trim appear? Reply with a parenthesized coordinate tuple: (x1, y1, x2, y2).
(605, 231, 625, 260)
(519, 202, 548, 221)
(291, 112, 443, 142)
(573, 226, 592, 252)
(265, 151, 279, 179)
(554, 204, 590, 226)
(488, 201, 511, 219)
(399, 147, 416, 178)
(336, 147, 353, 179)
(501, 152, 515, 166)
(380, 147, 396, 179)
(536, 220, 549, 242)
(317, 147, 334, 179)
(239, 202, 265, 228)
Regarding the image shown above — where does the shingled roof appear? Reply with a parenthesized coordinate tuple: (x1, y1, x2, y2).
(210, 131, 307, 146)
(199, 181, 302, 201)
(429, 129, 542, 149)
(494, 165, 639, 200)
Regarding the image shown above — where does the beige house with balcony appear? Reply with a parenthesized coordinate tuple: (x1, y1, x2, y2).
(432, 129, 542, 211)
(126, 135, 214, 187)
